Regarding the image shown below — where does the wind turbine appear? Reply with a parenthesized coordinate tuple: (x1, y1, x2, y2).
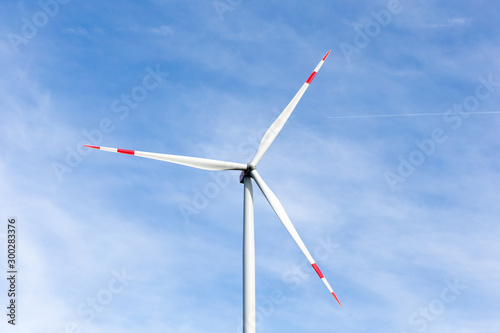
(84, 50, 340, 332)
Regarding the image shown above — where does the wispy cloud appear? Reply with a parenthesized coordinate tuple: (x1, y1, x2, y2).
(63, 27, 97, 40)
(151, 25, 174, 36)
(426, 17, 471, 29)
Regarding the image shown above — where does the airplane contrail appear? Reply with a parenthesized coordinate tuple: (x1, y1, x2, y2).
(327, 111, 500, 119)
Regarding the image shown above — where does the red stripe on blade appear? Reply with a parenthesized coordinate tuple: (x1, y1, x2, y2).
(322, 50, 331, 61)
(117, 149, 135, 155)
(83, 145, 100, 149)
(332, 291, 342, 306)
(312, 263, 324, 279)
(306, 71, 317, 84)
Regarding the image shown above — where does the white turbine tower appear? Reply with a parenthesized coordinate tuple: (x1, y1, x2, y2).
(84, 50, 340, 332)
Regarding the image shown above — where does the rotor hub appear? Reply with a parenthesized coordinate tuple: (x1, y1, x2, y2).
(239, 164, 256, 183)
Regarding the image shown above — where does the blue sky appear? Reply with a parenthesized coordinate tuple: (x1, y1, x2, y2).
(1, 0, 500, 332)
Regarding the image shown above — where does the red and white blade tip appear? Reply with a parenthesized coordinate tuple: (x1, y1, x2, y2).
(332, 291, 342, 306)
(312, 263, 342, 306)
(305, 50, 331, 85)
(83, 145, 135, 155)
(323, 50, 331, 61)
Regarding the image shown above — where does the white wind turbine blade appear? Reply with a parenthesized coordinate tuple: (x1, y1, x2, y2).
(250, 50, 331, 166)
(83, 145, 247, 171)
(250, 170, 341, 306)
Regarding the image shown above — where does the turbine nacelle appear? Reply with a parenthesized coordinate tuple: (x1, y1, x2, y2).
(240, 163, 257, 183)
